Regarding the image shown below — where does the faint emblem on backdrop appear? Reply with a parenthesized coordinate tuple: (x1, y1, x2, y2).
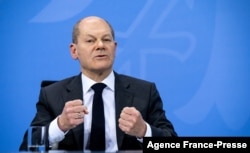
(29, 0, 249, 131)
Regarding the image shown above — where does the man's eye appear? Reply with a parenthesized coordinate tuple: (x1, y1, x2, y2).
(86, 40, 94, 43)
(103, 39, 111, 42)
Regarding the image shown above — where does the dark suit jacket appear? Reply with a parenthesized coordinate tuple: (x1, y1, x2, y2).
(19, 71, 177, 151)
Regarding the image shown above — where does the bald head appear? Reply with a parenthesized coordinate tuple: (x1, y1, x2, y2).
(72, 16, 115, 44)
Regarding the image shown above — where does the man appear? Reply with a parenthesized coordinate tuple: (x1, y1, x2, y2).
(19, 16, 177, 152)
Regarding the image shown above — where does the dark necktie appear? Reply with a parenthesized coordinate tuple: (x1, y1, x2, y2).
(89, 83, 106, 151)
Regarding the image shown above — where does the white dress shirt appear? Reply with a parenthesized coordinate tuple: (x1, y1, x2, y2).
(48, 71, 152, 152)
(82, 71, 117, 152)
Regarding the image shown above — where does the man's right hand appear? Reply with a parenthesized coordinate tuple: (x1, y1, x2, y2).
(57, 99, 88, 132)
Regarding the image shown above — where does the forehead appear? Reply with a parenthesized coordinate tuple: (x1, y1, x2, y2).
(78, 18, 112, 37)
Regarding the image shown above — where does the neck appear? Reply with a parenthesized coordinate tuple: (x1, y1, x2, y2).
(82, 69, 112, 82)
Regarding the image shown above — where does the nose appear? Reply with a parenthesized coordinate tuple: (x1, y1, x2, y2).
(96, 40, 105, 50)
(96, 39, 104, 47)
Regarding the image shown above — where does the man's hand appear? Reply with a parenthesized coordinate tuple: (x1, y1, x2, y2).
(118, 107, 146, 138)
(58, 99, 88, 132)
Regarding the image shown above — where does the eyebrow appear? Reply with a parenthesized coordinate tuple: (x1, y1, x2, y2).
(83, 34, 113, 40)
(85, 33, 112, 37)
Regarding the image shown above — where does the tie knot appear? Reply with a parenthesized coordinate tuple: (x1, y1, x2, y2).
(91, 83, 106, 93)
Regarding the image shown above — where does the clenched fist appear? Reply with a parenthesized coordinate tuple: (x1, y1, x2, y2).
(58, 99, 88, 132)
(118, 107, 146, 138)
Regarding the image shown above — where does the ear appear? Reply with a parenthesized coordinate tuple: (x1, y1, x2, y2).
(114, 41, 117, 55)
(70, 43, 78, 60)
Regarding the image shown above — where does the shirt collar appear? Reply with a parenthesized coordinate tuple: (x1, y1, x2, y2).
(81, 71, 115, 94)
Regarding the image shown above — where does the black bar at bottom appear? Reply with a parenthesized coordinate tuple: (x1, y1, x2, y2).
(143, 137, 250, 153)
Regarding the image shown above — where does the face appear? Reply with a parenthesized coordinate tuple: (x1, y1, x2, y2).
(70, 17, 117, 76)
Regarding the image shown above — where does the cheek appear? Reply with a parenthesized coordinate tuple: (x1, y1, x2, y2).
(112, 52, 117, 60)
(78, 51, 93, 63)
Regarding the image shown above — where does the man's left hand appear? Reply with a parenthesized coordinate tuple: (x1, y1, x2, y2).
(118, 107, 146, 138)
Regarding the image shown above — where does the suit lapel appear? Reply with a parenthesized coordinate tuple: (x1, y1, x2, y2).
(63, 74, 84, 149)
(61, 72, 135, 149)
(64, 74, 83, 102)
(114, 73, 134, 148)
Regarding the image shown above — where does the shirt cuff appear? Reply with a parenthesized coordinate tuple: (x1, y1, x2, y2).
(137, 122, 152, 142)
(48, 117, 65, 144)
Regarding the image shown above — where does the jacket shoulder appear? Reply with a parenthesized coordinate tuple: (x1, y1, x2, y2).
(115, 73, 154, 85)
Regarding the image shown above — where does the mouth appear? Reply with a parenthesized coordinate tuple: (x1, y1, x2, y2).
(97, 54, 106, 57)
(95, 54, 108, 59)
